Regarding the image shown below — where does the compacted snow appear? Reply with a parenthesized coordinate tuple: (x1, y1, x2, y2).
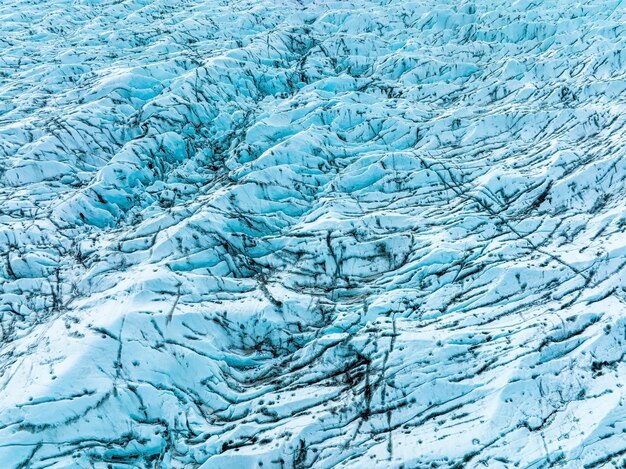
(1, 0, 626, 467)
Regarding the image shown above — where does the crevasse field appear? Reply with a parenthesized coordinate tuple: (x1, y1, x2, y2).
(1, 0, 626, 467)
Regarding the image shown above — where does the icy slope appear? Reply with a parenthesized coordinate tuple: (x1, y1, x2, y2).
(1, 0, 626, 467)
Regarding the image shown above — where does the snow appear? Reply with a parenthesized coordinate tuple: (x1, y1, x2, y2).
(1, 0, 626, 467)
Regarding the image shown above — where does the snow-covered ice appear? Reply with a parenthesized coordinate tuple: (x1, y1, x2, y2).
(1, 0, 626, 467)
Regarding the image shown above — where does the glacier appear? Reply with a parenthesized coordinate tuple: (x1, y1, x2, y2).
(1, 0, 626, 467)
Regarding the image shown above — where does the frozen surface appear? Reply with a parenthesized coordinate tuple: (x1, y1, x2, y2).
(1, 0, 626, 467)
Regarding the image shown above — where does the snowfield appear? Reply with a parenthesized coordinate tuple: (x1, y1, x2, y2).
(1, 0, 626, 467)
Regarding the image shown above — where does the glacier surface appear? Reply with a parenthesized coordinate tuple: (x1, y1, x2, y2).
(1, 0, 626, 467)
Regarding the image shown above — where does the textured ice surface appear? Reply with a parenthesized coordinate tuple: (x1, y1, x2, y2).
(1, 0, 626, 467)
